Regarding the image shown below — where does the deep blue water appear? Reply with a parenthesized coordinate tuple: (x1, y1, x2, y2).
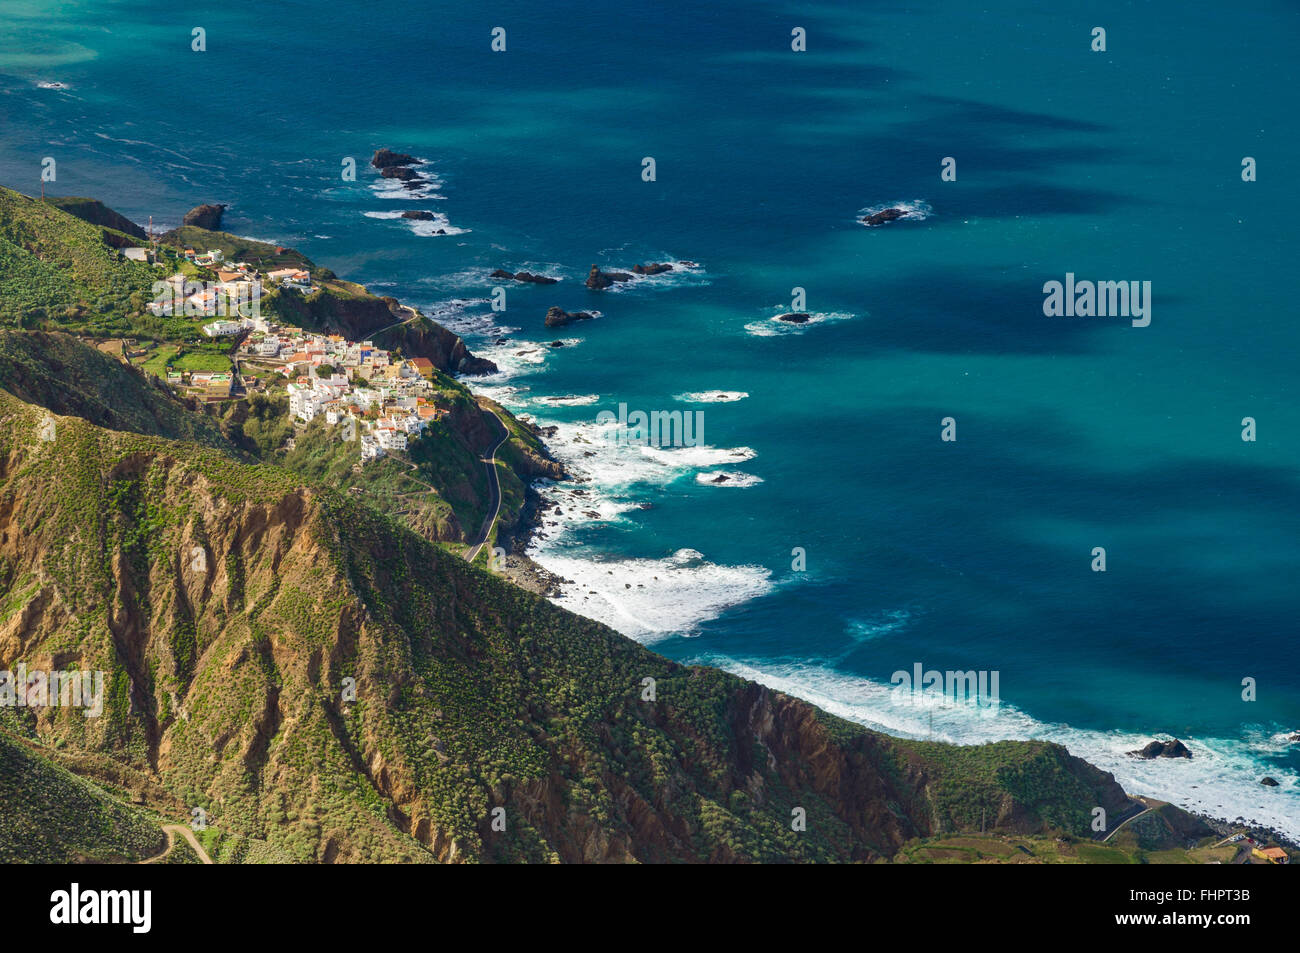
(2, 0, 1297, 834)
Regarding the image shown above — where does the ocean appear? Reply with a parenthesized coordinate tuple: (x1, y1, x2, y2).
(2, 0, 1297, 836)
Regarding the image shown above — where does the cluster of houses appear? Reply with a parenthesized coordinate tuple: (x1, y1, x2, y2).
(239, 324, 443, 462)
(187, 247, 312, 291)
(145, 247, 313, 321)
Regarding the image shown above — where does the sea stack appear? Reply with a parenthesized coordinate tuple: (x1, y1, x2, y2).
(372, 149, 421, 168)
(585, 264, 633, 290)
(183, 203, 227, 230)
(1129, 739, 1193, 760)
(545, 306, 595, 328)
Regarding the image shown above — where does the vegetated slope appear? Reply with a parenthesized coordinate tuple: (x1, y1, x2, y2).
(0, 375, 1146, 863)
(0, 186, 152, 325)
(0, 733, 166, 863)
(0, 330, 235, 452)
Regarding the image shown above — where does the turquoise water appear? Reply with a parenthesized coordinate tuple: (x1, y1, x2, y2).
(2, 0, 1297, 834)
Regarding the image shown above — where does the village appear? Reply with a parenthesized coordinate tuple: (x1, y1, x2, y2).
(113, 244, 445, 464)
(241, 321, 443, 463)
(141, 244, 310, 324)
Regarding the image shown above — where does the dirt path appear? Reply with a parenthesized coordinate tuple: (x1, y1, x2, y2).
(140, 824, 214, 865)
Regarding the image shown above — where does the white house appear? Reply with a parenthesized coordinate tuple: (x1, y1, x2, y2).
(375, 428, 406, 452)
(287, 382, 323, 422)
(202, 319, 244, 337)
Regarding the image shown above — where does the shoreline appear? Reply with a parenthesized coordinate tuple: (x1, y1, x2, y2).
(457, 373, 1299, 852)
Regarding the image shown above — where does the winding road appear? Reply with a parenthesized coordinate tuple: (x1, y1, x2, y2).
(140, 824, 214, 865)
(1099, 797, 1157, 843)
(369, 304, 424, 338)
(464, 408, 510, 564)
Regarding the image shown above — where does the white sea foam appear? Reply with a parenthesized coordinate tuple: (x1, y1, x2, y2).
(639, 444, 756, 468)
(695, 471, 763, 488)
(471, 383, 525, 405)
(420, 298, 515, 338)
(536, 549, 773, 643)
(698, 656, 1300, 840)
(362, 209, 468, 236)
(745, 310, 856, 337)
(597, 260, 710, 293)
(419, 264, 572, 292)
(676, 390, 749, 403)
(367, 160, 446, 201)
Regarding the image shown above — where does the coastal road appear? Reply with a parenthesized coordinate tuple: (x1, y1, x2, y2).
(464, 408, 510, 564)
(140, 825, 215, 865)
(369, 304, 424, 338)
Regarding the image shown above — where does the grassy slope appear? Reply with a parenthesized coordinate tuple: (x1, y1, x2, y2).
(0, 734, 166, 863)
(0, 329, 236, 453)
(0, 187, 153, 326)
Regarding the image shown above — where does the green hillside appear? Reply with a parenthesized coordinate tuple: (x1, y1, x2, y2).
(0, 355, 1193, 862)
(0, 734, 166, 863)
(0, 187, 154, 328)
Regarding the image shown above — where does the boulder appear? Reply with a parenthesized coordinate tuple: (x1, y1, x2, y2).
(777, 312, 811, 324)
(632, 262, 674, 276)
(1129, 739, 1193, 760)
(380, 166, 420, 182)
(457, 354, 498, 376)
(585, 264, 633, 290)
(401, 210, 436, 220)
(544, 307, 595, 329)
(372, 149, 421, 168)
(183, 203, 227, 230)
(1261, 777, 1280, 787)
(862, 207, 906, 227)
(491, 269, 558, 285)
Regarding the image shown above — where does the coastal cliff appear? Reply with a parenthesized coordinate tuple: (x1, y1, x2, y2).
(0, 377, 1150, 862)
(0, 186, 1264, 865)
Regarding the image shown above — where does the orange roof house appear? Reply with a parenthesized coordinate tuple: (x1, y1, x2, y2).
(410, 357, 434, 380)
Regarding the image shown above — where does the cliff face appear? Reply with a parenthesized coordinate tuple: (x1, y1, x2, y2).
(264, 283, 497, 376)
(0, 378, 1135, 863)
(42, 196, 148, 240)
